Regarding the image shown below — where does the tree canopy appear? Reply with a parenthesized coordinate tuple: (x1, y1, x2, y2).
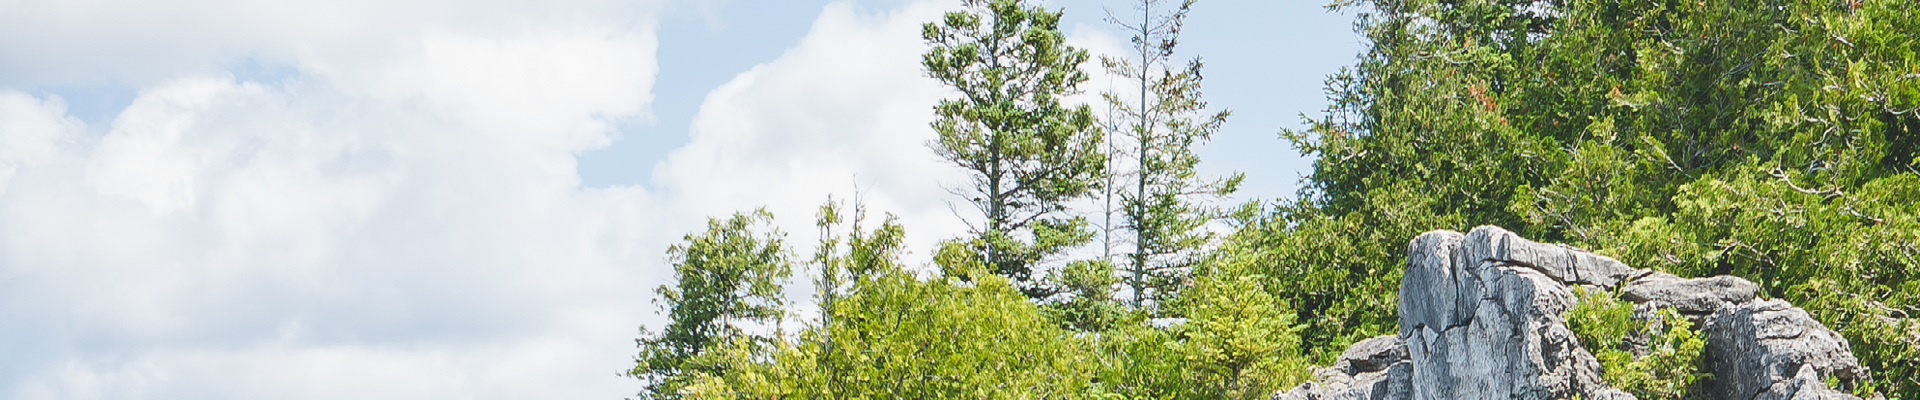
(1259, 0, 1920, 395)
(629, 0, 1920, 398)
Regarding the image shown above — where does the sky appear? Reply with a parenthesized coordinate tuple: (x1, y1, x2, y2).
(0, 0, 1360, 398)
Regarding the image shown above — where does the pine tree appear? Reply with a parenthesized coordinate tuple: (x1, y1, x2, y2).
(923, 0, 1106, 298)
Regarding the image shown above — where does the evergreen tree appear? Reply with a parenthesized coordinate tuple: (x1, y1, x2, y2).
(923, 0, 1106, 297)
(1101, 0, 1243, 312)
(1181, 268, 1307, 400)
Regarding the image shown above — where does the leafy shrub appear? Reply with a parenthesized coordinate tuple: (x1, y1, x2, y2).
(1568, 286, 1635, 353)
(1568, 287, 1706, 400)
(1604, 309, 1707, 400)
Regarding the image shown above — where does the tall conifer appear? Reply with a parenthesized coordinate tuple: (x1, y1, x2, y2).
(923, 0, 1107, 297)
(1102, 0, 1242, 311)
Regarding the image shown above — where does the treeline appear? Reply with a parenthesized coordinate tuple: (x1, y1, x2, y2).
(627, 0, 1920, 398)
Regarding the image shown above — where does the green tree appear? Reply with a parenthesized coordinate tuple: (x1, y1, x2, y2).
(1041, 258, 1130, 332)
(667, 206, 1105, 399)
(628, 209, 792, 399)
(1568, 287, 1707, 400)
(1180, 263, 1308, 400)
(1101, 0, 1243, 312)
(923, 0, 1106, 297)
(804, 197, 906, 397)
(1256, 0, 1919, 395)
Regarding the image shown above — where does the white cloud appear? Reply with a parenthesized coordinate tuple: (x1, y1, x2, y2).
(0, 0, 663, 397)
(0, 92, 81, 196)
(0, 0, 1137, 397)
(651, 0, 969, 265)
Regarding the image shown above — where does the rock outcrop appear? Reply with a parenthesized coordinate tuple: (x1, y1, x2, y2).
(1706, 299, 1872, 400)
(1275, 226, 1876, 400)
(1395, 227, 1633, 400)
(1274, 335, 1411, 400)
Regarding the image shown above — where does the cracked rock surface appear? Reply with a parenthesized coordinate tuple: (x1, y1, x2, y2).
(1396, 227, 1630, 400)
(1706, 299, 1871, 400)
(1621, 272, 1758, 315)
(1273, 335, 1411, 400)
(1274, 226, 1876, 400)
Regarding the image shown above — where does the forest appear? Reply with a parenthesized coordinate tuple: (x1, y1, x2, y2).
(626, 0, 1920, 398)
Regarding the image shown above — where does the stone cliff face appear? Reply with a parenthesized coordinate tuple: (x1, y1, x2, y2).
(1275, 226, 1878, 400)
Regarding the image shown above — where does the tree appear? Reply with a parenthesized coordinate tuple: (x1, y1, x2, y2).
(1180, 267, 1307, 400)
(1101, 0, 1243, 312)
(629, 209, 792, 399)
(660, 205, 1106, 399)
(1041, 258, 1129, 332)
(923, 0, 1106, 297)
(1255, 0, 1920, 395)
(804, 197, 905, 397)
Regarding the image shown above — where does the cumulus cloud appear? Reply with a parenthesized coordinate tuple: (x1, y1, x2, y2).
(651, 0, 967, 266)
(0, 0, 1137, 397)
(0, 0, 661, 398)
(650, 0, 1127, 276)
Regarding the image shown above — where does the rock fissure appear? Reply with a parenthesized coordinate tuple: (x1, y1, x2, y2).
(1276, 226, 1881, 400)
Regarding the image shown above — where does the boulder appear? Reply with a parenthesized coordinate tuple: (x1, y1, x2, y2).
(1273, 335, 1411, 400)
(1396, 228, 1631, 400)
(1706, 299, 1870, 400)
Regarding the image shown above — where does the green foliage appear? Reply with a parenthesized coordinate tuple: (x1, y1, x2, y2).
(1603, 309, 1708, 400)
(1179, 267, 1309, 400)
(1099, 0, 1245, 313)
(1265, 0, 1920, 392)
(804, 264, 1101, 398)
(1087, 320, 1190, 398)
(1077, 258, 1311, 400)
(634, 202, 1322, 400)
(644, 202, 1109, 399)
(629, 209, 793, 399)
(1042, 258, 1131, 332)
(923, 0, 1106, 297)
(805, 198, 908, 396)
(1568, 288, 1707, 400)
(1568, 286, 1636, 353)
(1206, 199, 1409, 363)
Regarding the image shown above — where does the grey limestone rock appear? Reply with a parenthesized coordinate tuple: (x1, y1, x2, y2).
(1761, 364, 1862, 400)
(1277, 225, 1875, 400)
(1459, 225, 1643, 288)
(1397, 228, 1630, 400)
(1622, 272, 1759, 315)
(1706, 299, 1870, 400)
(1336, 335, 1410, 376)
(1273, 335, 1411, 400)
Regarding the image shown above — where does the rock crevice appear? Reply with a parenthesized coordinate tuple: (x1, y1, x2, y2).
(1276, 226, 1877, 400)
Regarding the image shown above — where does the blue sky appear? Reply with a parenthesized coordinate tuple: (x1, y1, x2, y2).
(0, 0, 1357, 398)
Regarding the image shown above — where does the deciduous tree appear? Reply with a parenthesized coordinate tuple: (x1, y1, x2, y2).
(629, 209, 792, 399)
